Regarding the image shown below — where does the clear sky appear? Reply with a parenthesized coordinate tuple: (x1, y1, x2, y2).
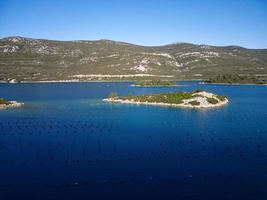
(0, 0, 266, 48)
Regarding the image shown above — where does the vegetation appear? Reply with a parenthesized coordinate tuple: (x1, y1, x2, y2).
(111, 92, 193, 104)
(108, 92, 118, 98)
(188, 100, 200, 106)
(207, 97, 219, 104)
(133, 80, 176, 87)
(193, 89, 204, 93)
(206, 74, 267, 84)
(120, 92, 192, 104)
(216, 95, 227, 101)
(0, 98, 10, 105)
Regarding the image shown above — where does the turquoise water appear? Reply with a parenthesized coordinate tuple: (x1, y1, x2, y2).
(0, 82, 266, 200)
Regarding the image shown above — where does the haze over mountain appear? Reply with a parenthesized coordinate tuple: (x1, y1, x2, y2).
(0, 36, 267, 82)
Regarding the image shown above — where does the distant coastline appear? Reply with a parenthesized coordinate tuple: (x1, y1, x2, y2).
(204, 74, 267, 85)
(1, 79, 267, 85)
(0, 79, 202, 84)
(201, 82, 267, 86)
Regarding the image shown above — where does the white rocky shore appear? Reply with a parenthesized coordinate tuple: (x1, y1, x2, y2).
(104, 91, 228, 109)
(180, 91, 228, 108)
(0, 100, 24, 109)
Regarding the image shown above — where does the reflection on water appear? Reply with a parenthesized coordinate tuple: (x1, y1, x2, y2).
(0, 82, 266, 200)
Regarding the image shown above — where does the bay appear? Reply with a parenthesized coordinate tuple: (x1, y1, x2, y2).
(0, 81, 266, 200)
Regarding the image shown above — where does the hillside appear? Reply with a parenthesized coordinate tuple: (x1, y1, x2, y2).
(0, 36, 266, 82)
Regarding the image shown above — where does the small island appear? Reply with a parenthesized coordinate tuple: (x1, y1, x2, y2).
(205, 74, 267, 85)
(104, 90, 228, 108)
(0, 98, 24, 109)
(132, 80, 177, 87)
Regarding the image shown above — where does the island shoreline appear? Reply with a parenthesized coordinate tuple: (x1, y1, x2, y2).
(0, 101, 24, 109)
(103, 98, 228, 109)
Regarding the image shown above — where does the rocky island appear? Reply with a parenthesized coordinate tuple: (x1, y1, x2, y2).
(0, 98, 24, 109)
(104, 90, 228, 108)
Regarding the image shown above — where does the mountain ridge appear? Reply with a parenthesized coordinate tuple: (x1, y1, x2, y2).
(3, 36, 266, 50)
(0, 36, 267, 82)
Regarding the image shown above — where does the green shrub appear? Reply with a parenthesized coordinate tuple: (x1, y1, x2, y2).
(127, 93, 134, 99)
(207, 97, 218, 104)
(0, 98, 9, 105)
(188, 100, 200, 106)
(193, 89, 204, 93)
(216, 95, 227, 101)
(108, 92, 118, 99)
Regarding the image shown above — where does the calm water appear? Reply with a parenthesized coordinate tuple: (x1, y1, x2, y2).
(0, 82, 266, 200)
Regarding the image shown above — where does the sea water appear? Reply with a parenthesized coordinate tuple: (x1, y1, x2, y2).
(0, 81, 266, 200)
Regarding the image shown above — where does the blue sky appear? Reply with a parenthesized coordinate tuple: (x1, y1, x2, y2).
(0, 0, 266, 48)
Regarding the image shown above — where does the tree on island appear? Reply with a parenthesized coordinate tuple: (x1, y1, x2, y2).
(0, 98, 10, 105)
(109, 92, 118, 99)
(127, 93, 134, 99)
